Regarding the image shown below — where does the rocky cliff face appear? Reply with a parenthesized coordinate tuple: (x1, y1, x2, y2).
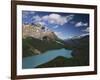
(22, 24, 57, 41)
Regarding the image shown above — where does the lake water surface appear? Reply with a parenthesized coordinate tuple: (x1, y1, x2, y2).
(22, 48, 72, 69)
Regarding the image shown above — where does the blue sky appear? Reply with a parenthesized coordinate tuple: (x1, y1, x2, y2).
(22, 11, 89, 40)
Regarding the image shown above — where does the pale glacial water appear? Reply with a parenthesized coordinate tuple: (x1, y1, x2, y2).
(22, 48, 72, 69)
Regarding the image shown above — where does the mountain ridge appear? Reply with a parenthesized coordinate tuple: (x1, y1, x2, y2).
(23, 23, 58, 41)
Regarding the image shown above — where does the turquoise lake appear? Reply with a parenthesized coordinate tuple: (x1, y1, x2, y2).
(22, 48, 72, 69)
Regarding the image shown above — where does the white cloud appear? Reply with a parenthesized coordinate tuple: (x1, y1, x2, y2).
(42, 14, 74, 25)
(22, 11, 35, 19)
(79, 33, 89, 37)
(22, 12, 28, 18)
(32, 15, 41, 22)
(29, 11, 35, 14)
(42, 15, 49, 21)
(32, 13, 74, 26)
(54, 31, 68, 40)
(75, 21, 88, 27)
(82, 27, 89, 33)
(66, 15, 74, 22)
(54, 31, 62, 35)
(71, 33, 89, 39)
(75, 27, 89, 39)
(36, 22, 46, 26)
(53, 25, 59, 29)
(70, 21, 75, 24)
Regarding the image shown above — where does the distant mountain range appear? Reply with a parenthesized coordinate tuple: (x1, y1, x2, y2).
(63, 35, 89, 49)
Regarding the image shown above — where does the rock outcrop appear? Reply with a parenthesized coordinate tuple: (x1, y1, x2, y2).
(22, 24, 57, 41)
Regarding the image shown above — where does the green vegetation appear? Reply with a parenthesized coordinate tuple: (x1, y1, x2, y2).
(36, 55, 89, 68)
(22, 37, 64, 57)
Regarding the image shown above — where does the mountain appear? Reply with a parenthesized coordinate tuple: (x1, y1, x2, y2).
(64, 35, 89, 49)
(22, 23, 66, 57)
(23, 23, 58, 41)
(63, 35, 89, 65)
(22, 37, 64, 57)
